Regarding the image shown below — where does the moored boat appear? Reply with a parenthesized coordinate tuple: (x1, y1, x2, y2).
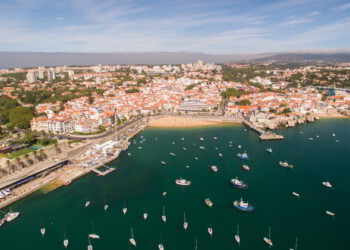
(325, 211, 335, 217)
(5, 210, 20, 222)
(204, 198, 213, 207)
(235, 224, 240, 245)
(211, 166, 218, 172)
(263, 227, 273, 247)
(266, 148, 273, 153)
(233, 198, 254, 212)
(89, 234, 100, 239)
(237, 151, 249, 160)
(242, 165, 250, 171)
(292, 192, 300, 198)
(183, 212, 188, 230)
(129, 228, 136, 247)
(279, 161, 294, 169)
(170, 152, 176, 156)
(231, 177, 248, 189)
(176, 178, 191, 186)
(322, 180, 332, 188)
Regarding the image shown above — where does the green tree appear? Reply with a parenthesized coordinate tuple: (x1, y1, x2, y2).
(9, 107, 33, 129)
(238, 99, 251, 106)
(88, 96, 94, 105)
(282, 108, 292, 114)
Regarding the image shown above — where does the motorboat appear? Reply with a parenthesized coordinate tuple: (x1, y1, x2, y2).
(292, 192, 300, 198)
(231, 177, 248, 189)
(322, 180, 332, 188)
(161, 161, 166, 165)
(158, 244, 164, 250)
(263, 227, 273, 247)
(211, 166, 218, 172)
(199, 146, 205, 150)
(183, 212, 188, 230)
(218, 153, 223, 157)
(40, 227, 46, 237)
(279, 161, 294, 169)
(235, 224, 240, 244)
(161, 206, 166, 223)
(237, 151, 249, 160)
(85, 201, 91, 208)
(176, 178, 191, 186)
(143, 212, 148, 220)
(204, 198, 213, 207)
(182, 147, 187, 151)
(233, 199, 254, 212)
(170, 152, 176, 156)
(104, 205, 108, 211)
(326, 211, 335, 217)
(266, 148, 273, 153)
(242, 165, 250, 171)
(5, 211, 20, 222)
(208, 227, 213, 237)
(89, 234, 100, 239)
(129, 228, 136, 247)
(123, 207, 128, 215)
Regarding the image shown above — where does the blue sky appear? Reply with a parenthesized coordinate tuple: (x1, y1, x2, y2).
(1, 0, 350, 53)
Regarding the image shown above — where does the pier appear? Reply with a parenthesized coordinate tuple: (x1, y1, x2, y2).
(243, 120, 284, 140)
(91, 166, 116, 176)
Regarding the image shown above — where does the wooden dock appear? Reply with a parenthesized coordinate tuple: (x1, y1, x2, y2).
(91, 166, 116, 176)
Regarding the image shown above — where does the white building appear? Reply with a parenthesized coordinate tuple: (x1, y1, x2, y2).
(26, 71, 37, 83)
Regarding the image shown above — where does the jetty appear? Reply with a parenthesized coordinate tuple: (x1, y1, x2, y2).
(243, 120, 284, 140)
(91, 166, 116, 176)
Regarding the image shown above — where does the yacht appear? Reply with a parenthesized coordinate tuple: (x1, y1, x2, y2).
(238, 145, 242, 148)
(85, 201, 91, 208)
(322, 180, 333, 188)
(5, 210, 20, 222)
(211, 166, 218, 172)
(235, 224, 240, 244)
(129, 228, 136, 247)
(336, 140, 339, 143)
(199, 137, 204, 141)
(138, 147, 142, 149)
(170, 152, 176, 156)
(0, 191, 5, 199)
(326, 211, 335, 217)
(143, 212, 148, 220)
(199, 146, 205, 150)
(292, 192, 300, 198)
(186, 165, 190, 169)
(172, 141, 175, 145)
(208, 227, 213, 237)
(332, 133, 336, 137)
(182, 147, 187, 151)
(2, 188, 12, 196)
(127, 153, 131, 156)
(263, 227, 273, 247)
(266, 148, 273, 153)
(204, 198, 213, 207)
(279, 161, 294, 169)
(316, 135, 319, 138)
(176, 178, 191, 186)
(195, 157, 199, 160)
(213, 137, 218, 140)
(237, 151, 249, 160)
(182, 137, 185, 140)
(233, 198, 254, 212)
(218, 153, 223, 157)
(104, 204, 109, 211)
(242, 165, 250, 171)
(183, 212, 188, 230)
(161, 206, 167, 223)
(89, 234, 100, 239)
(63, 231, 68, 249)
(162, 191, 167, 196)
(161, 161, 166, 165)
(158, 244, 164, 250)
(231, 177, 248, 189)
(0, 218, 6, 227)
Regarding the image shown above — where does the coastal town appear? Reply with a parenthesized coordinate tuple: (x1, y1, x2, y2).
(0, 60, 349, 211)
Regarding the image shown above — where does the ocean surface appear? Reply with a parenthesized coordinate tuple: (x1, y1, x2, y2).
(1, 118, 350, 250)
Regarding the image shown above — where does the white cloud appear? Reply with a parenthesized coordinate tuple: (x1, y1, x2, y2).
(307, 11, 321, 16)
(333, 3, 350, 11)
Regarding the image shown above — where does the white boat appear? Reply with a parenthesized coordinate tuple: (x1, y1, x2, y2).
(40, 227, 46, 237)
(161, 161, 166, 165)
(161, 206, 167, 222)
(263, 227, 273, 247)
(129, 228, 136, 247)
(326, 211, 335, 217)
(104, 204, 109, 211)
(2, 188, 12, 196)
(229, 145, 232, 147)
(213, 137, 217, 140)
(0, 191, 5, 199)
(336, 140, 339, 143)
(322, 180, 333, 188)
(123, 207, 128, 215)
(316, 135, 319, 138)
(235, 224, 240, 244)
(162, 191, 167, 196)
(181, 137, 185, 140)
(127, 153, 131, 156)
(183, 212, 188, 230)
(208, 227, 213, 237)
(332, 133, 336, 137)
(238, 145, 241, 148)
(214, 147, 218, 150)
(242, 165, 250, 171)
(218, 153, 223, 157)
(309, 137, 313, 140)
(185, 165, 190, 169)
(299, 132, 304, 134)
(199, 146, 205, 150)
(204, 198, 213, 207)
(279, 161, 294, 169)
(290, 237, 298, 250)
(87, 237, 93, 250)
(5, 211, 20, 222)
(176, 178, 191, 186)
(138, 147, 142, 149)
(195, 157, 198, 160)
(211, 166, 218, 172)
(155, 138, 158, 140)
(229, 141, 232, 144)
(182, 147, 187, 151)
(170, 152, 176, 156)
(292, 192, 300, 198)
(266, 148, 273, 153)
(172, 142, 175, 145)
(63, 231, 68, 248)
(89, 234, 100, 239)
(143, 212, 148, 220)
(199, 137, 204, 141)
(158, 244, 164, 250)
(85, 201, 91, 208)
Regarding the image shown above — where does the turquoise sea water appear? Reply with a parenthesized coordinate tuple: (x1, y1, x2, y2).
(1, 119, 350, 250)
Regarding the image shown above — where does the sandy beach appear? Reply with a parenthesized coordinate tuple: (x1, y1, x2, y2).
(148, 116, 223, 127)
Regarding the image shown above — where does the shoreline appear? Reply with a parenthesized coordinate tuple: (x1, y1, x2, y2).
(148, 116, 241, 128)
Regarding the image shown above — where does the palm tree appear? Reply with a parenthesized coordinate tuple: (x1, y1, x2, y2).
(15, 157, 21, 170)
(6, 160, 11, 174)
(33, 151, 38, 163)
(39, 149, 44, 161)
(24, 153, 30, 166)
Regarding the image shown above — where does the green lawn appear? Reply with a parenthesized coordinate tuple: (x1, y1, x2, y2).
(5, 148, 34, 159)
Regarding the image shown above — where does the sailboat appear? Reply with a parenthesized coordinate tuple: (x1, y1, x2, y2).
(104, 199, 108, 211)
(143, 205, 148, 220)
(162, 206, 167, 222)
(208, 223, 213, 237)
(235, 224, 240, 244)
(40, 227, 46, 237)
(183, 212, 188, 230)
(290, 237, 298, 250)
(85, 201, 90, 208)
(123, 201, 128, 215)
(87, 236, 93, 250)
(63, 230, 69, 249)
(263, 227, 273, 247)
(129, 228, 137, 247)
(158, 243, 164, 250)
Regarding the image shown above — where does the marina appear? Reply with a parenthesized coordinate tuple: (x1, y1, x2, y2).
(0, 119, 349, 250)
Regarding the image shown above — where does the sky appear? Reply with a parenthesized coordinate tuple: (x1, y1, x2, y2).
(0, 0, 350, 54)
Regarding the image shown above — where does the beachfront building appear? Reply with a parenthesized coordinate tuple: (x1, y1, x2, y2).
(178, 99, 210, 112)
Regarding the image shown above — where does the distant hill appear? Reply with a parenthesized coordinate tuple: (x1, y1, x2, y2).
(251, 53, 350, 63)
